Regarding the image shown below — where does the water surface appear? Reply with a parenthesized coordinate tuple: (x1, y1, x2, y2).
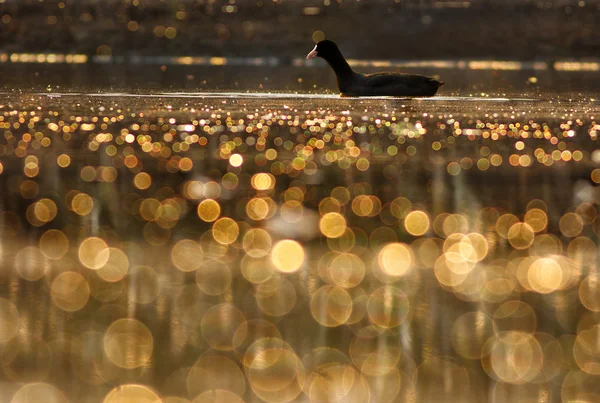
(0, 90, 599, 402)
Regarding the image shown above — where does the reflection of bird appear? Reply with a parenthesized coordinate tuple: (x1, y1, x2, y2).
(306, 40, 444, 97)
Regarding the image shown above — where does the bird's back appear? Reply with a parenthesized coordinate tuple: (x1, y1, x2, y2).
(344, 72, 443, 97)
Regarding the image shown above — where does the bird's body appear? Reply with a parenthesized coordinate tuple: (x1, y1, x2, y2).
(307, 40, 443, 98)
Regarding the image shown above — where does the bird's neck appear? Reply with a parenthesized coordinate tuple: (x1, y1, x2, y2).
(324, 50, 353, 80)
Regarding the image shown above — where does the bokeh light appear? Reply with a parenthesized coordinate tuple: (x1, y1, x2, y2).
(104, 319, 154, 369)
(404, 211, 430, 236)
(271, 239, 305, 273)
(78, 237, 110, 270)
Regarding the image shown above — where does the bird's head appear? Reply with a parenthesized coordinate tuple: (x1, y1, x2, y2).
(306, 40, 340, 60)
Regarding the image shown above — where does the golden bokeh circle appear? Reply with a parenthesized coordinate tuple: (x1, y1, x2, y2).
(559, 212, 584, 238)
(57, 153, 71, 167)
(72, 192, 94, 216)
(15, 246, 50, 281)
(451, 311, 493, 359)
(246, 198, 270, 221)
(33, 198, 58, 224)
(390, 197, 412, 219)
(432, 213, 450, 237)
(404, 211, 430, 236)
(256, 277, 297, 317)
(104, 319, 154, 369)
(568, 236, 597, 265)
(242, 228, 272, 258)
(433, 253, 470, 288)
(171, 239, 204, 272)
(251, 173, 275, 191)
(140, 198, 161, 221)
(322, 252, 365, 288)
(378, 243, 413, 277)
(201, 303, 246, 350)
(245, 339, 306, 403)
(319, 197, 341, 214)
(524, 208, 548, 232)
(527, 257, 563, 294)
(195, 259, 232, 296)
(576, 202, 597, 224)
(133, 172, 152, 190)
(495, 213, 519, 239)
(312, 30, 325, 43)
(270, 240, 305, 273)
(241, 255, 275, 284)
(462, 233, 489, 262)
(310, 285, 353, 327)
(39, 229, 69, 260)
(96, 247, 129, 282)
(20, 180, 39, 199)
(156, 198, 183, 228)
(229, 153, 243, 167)
(280, 200, 304, 224)
(488, 331, 543, 384)
(197, 199, 221, 222)
(319, 212, 347, 238)
(442, 214, 469, 237)
(51, 271, 90, 312)
(78, 237, 110, 270)
(507, 223, 535, 249)
(212, 218, 239, 245)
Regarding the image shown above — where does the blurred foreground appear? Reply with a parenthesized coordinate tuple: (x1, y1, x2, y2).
(1, 91, 600, 402)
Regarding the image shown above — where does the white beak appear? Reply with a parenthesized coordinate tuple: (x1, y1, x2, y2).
(306, 45, 318, 60)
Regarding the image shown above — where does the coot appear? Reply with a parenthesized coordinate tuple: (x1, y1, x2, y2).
(306, 40, 443, 97)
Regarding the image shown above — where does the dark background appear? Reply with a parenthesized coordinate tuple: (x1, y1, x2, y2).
(1, 0, 599, 93)
(1, 0, 599, 59)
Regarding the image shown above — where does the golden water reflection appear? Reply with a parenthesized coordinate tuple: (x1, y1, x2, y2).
(0, 94, 600, 402)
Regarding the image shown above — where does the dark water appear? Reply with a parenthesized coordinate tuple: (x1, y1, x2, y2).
(2, 63, 600, 95)
(1, 68, 600, 402)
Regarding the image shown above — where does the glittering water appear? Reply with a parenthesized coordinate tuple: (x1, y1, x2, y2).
(1, 91, 600, 402)
(20, 92, 536, 101)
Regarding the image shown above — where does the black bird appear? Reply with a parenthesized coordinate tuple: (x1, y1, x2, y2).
(306, 40, 444, 97)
